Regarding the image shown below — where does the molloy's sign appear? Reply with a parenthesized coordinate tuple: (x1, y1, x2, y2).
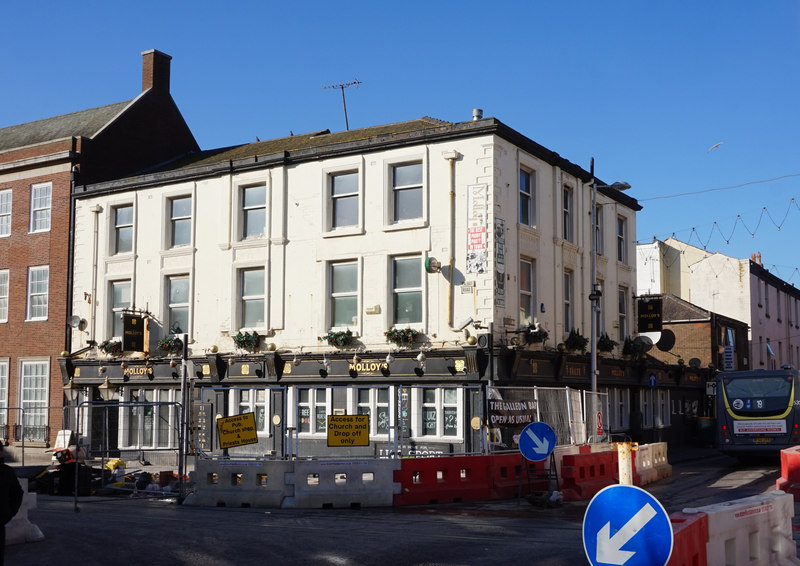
(637, 298, 662, 333)
(216, 412, 259, 449)
(122, 314, 145, 352)
(327, 415, 369, 447)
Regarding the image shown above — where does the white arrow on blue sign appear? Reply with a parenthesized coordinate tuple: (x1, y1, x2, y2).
(583, 484, 673, 566)
(518, 422, 556, 462)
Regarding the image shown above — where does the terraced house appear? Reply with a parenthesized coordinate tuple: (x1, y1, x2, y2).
(0, 50, 198, 455)
(62, 108, 655, 464)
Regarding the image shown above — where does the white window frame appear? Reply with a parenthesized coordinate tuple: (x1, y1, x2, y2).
(595, 204, 604, 256)
(0, 269, 8, 323)
(240, 183, 267, 241)
(352, 386, 393, 438)
(604, 387, 630, 432)
(26, 265, 49, 321)
(519, 167, 535, 227)
(295, 386, 331, 437)
(168, 195, 192, 248)
(640, 389, 654, 429)
(0, 189, 11, 237)
(121, 387, 178, 449)
(616, 216, 627, 264)
(384, 157, 426, 230)
(113, 204, 134, 255)
(0, 359, 8, 427)
(166, 274, 190, 335)
(329, 260, 359, 329)
(391, 255, 423, 327)
(239, 267, 266, 330)
(29, 182, 51, 233)
(412, 386, 462, 441)
(562, 185, 573, 243)
(231, 387, 271, 436)
(519, 259, 535, 326)
(655, 389, 671, 428)
(618, 287, 628, 342)
(563, 269, 574, 332)
(20, 359, 49, 441)
(329, 170, 360, 231)
(110, 280, 132, 338)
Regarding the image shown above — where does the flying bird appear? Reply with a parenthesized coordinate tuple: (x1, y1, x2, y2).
(707, 142, 724, 152)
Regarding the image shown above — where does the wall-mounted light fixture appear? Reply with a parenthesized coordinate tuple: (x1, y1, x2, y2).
(416, 351, 426, 367)
(63, 378, 80, 403)
(352, 353, 361, 364)
(385, 352, 395, 365)
(98, 376, 117, 402)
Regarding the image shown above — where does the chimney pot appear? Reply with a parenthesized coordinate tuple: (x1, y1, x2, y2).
(141, 49, 172, 93)
(472, 108, 483, 121)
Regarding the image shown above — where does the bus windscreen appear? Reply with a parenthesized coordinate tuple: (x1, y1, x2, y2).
(722, 374, 793, 416)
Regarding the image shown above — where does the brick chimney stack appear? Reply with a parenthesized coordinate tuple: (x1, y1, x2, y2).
(141, 49, 171, 93)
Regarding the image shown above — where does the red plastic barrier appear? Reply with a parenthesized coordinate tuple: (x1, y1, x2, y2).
(489, 453, 549, 499)
(560, 450, 616, 501)
(667, 510, 709, 566)
(393, 455, 493, 506)
(775, 446, 800, 500)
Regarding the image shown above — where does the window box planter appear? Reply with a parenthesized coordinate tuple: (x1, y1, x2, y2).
(233, 331, 261, 351)
(157, 336, 184, 355)
(323, 329, 353, 348)
(385, 327, 419, 346)
(98, 340, 122, 356)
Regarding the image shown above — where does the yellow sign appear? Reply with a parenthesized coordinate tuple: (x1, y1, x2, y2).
(216, 412, 259, 449)
(327, 415, 369, 447)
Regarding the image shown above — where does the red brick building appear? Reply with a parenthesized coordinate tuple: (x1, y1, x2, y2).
(0, 50, 198, 452)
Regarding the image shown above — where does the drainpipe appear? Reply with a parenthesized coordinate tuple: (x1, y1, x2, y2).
(442, 150, 461, 328)
(66, 164, 78, 353)
(89, 204, 103, 344)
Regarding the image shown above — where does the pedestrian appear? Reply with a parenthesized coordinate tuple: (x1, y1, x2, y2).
(0, 444, 23, 566)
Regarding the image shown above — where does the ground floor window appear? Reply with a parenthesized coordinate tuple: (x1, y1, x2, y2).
(605, 387, 630, 431)
(413, 387, 461, 439)
(297, 387, 329, 435)
(231, 387, 270, 435)
(20, 359, 48, 442)
(122, 388, 178, 449)
(640, 388, 671, 429)
(353, 386, 392, 436)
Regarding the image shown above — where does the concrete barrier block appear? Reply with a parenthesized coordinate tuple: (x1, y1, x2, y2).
(291, 459, 400, 509)
(185, 459, 294, 509)
(692, 490, 800, 566)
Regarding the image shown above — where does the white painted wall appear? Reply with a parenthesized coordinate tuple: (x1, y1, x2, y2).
(70, 133, 639, 357)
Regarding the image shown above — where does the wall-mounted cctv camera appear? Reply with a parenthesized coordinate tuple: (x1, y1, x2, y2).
(456, 316, 474, 331)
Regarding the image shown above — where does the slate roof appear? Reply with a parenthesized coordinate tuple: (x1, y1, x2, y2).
(0, 101, 131, 151)
(171, 116, 452, 169)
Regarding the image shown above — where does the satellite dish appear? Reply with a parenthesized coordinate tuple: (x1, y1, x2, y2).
(656, 329, 676, 352)
(68, 315, 82, 328)
(632, 335, 653, 353)
(689, 358, 702, 369)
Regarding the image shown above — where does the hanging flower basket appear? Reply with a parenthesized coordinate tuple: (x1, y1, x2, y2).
(564, 328, 589, 352)
(157, 336, 184, 355)
(98, 340, 122, 356)
(597, 332, 618, 353)
(233, 331, 261, 351)
(323, 329, 353, 348)
(526, 328, 549, 344)
(385, 327, 419, 346)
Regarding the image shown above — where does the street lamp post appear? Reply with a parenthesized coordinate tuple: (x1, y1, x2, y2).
(589, 158, 631, 393)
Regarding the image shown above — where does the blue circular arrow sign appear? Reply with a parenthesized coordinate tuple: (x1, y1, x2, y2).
(518, 422, 556, 462)
(583, 484, 673, 566)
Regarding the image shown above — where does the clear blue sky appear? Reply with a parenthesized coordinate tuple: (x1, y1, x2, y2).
(3, 1, 799, 283)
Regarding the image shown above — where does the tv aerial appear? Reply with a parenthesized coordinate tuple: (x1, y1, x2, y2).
(323, 79, 361, 131)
